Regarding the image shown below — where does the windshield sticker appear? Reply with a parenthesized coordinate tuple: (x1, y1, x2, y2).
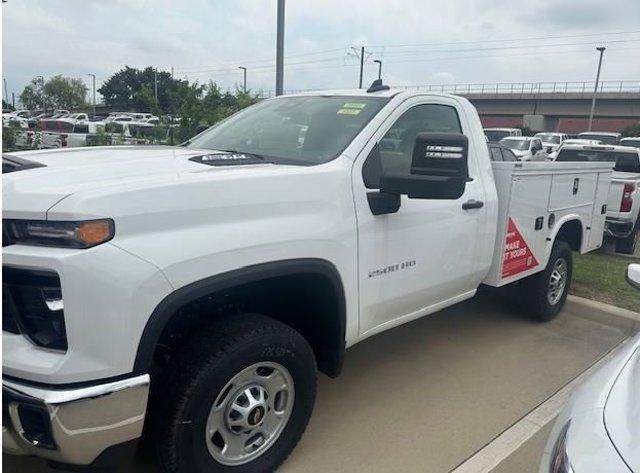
(337, 108, 362, 115)
(342, 102, 367, 109)
(337, 102, 367, 115)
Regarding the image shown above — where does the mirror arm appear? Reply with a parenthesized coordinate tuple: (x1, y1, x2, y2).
(367, 191, 401, 216)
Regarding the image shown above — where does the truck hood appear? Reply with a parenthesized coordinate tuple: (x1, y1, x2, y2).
(2, 146, 277, 219)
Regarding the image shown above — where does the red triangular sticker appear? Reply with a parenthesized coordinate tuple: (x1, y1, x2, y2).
(502, 217, 539, 278)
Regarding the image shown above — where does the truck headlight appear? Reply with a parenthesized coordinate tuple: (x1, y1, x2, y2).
(550, 420, 573, 473)
(3, 219, 114, 248)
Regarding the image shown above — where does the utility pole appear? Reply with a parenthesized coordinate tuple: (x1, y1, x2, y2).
(154, 69, 158, 101)
(12, 92, 15, 108)
(373, 59, 382, 80)
(87, 73, 96, 118)
(275, 0, 285, 96)
(238, 66, 247, 93)
(171, 67, 174, 79)
(588, 47, 606, 132)
(3, 78, 8, 104)
(358, 46, 365, 88)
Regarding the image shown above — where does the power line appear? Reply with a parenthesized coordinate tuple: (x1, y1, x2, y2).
(170, 30, 640, 74)
(177, 39, 640, 78)
(366, 38, 640, 57)
(366, 29, 640, 48)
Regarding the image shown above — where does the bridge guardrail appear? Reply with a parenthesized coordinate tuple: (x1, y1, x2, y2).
(258, 81, 640, 98)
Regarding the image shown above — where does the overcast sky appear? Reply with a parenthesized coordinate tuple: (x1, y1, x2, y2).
(2, 0, 640, 102)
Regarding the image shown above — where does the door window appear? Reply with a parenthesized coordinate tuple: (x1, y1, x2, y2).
(375, 104, 462, 179)
(490, 147, 503, 161)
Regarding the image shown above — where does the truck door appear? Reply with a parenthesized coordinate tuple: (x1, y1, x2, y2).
(352, 97, 486, 336)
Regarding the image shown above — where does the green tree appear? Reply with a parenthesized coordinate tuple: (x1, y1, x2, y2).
(2, 99, 15, 111)
(19, 76, 46, 110)
(43, 75, 88, 109)
(99, 66, 186, 113)
(19, 76, 87, 110)
(621, 123, 640, 137)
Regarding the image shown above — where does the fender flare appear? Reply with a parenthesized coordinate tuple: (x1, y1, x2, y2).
(133, 258, 347, 375)
(546, 214, 584, 262)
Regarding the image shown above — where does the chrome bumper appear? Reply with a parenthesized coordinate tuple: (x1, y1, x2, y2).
(2, 374, 149, 465)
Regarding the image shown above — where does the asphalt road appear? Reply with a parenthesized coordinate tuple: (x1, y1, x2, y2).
(3, 293, 630, 472)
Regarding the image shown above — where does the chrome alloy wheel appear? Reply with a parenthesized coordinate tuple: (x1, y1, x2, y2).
(547, 257, 568, 306)
(205, 362, 295, 466)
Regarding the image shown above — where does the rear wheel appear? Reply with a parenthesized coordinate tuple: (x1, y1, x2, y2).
(615, 219, 639, 255)
(155, 313, 317, 473)
(520, 240, 572, 321)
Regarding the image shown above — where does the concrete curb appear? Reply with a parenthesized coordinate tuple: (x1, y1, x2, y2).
(564, 295, 640, 335)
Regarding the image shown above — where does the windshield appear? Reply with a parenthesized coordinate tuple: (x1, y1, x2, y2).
(556, 149, 640, 173)
(578, 133, 619, 145)
(485, 130, 511, 142)
(536, 134, 560, 144)
(500, 138, 530, 151)
(186, 96, 388, 165)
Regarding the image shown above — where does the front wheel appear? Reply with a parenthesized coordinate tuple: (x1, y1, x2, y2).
(520, 240, 572, 321)
(156, 314, 317, 473)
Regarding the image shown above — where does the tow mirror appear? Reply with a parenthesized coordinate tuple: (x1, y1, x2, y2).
(627, 264, 640, 290)
(380, 132, 469, 199)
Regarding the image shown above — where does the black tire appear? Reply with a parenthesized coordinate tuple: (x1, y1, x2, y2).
(155, 313, 317, 473)
(615, 219, 639, 255)
(520, 240, 572, 321)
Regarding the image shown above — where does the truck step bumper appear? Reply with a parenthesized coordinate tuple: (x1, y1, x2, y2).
(2, 374, 149, 466)
(605, 218, 635, 239)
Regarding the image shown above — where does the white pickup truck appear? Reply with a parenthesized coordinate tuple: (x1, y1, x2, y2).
(556, 144, 640, 254)
(2, 82, 612, 472)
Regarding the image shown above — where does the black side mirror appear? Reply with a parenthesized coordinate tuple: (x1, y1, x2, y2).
(380, 132, 469, 200)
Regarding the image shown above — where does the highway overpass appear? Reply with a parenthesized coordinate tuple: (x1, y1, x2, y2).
(400, 81, 640, 133)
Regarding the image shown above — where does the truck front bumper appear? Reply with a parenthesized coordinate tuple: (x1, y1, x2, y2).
(2, 374, 149, 466)
(605, 217, 635, 239)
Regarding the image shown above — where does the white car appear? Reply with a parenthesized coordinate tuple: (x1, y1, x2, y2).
(540, 268, 640, 473)
(499, 136, 547, 161)
(3, 109, 31, 128)
(484, 127, 522, 142)
(547, 139, 602, 161)
(620, 137, 640, 150)
(534, 132, 568, 154)
(578, 131, 622, 145)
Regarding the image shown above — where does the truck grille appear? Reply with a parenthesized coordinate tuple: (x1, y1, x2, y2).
(2, 267, 67, 350)
(2, 288, 21, 334)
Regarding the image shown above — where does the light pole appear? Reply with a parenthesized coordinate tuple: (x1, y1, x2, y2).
(373, 59, 382, 80)
(87, 73, 96, 118)
(238, 66, 247, 93)
(154, 69, 158, 101)
(588, 47, 606, 132)
(35, 75, 45, 111)
(275, 0, 285, 95)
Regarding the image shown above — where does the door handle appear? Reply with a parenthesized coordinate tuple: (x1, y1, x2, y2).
(462, 199, 484, 210)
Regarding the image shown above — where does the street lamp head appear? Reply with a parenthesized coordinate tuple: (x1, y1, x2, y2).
(596, 47, 606, 52)
(373, 59, 382, 65)
(238, 66, 247, 71)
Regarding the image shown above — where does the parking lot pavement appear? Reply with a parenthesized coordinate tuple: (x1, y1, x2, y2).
(3, 293, 632, 473)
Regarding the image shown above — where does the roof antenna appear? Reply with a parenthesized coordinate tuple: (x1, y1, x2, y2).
(367, 79, 390, 93)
